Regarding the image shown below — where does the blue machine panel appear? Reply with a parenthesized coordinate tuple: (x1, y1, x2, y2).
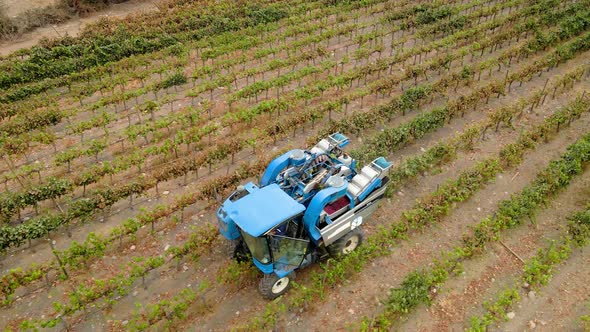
(227, 183, 305, 237)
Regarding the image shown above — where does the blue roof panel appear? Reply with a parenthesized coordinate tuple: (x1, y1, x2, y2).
(227, 183, 305, 237)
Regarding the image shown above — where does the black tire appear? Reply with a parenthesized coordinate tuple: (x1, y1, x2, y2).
(259, 273, 292, 299)
(327, 227, 364, 257)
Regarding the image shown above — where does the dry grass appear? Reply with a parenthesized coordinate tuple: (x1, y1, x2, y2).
(0, 0, 126, 41)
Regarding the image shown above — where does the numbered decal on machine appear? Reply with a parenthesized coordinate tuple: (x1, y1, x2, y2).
(351, 216, 363, 230)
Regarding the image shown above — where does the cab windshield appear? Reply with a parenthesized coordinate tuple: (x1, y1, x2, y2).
(241, 230, 271, 264)
(268, 235, 308, 271)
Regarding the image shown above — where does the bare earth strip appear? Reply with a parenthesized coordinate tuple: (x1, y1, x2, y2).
(495, 245, 590, 332)
(398, 168, 590, 331)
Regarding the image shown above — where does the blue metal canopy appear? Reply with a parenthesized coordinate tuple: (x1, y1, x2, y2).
(227, 183, 305, 237)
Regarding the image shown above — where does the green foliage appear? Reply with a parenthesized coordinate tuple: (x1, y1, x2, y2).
(0, 108, 62, 137)
(0, 177, 72, 222)
(523, 240, 571, 287)
(467, 288, 520, 332)
(58, 233, 107, 269)
(0, 266, 45, 306)
(415, 6, 452, 26)
(386, 271, 433, 313)
(402, 158, 501, 228)
(127, 285, 205, 330)
(245, 4, 288, 27)
(388, 144, 456, 187)
(0, 179, 151, 252)
(159, 72, 188, 89)
(568, 208, 590, 246)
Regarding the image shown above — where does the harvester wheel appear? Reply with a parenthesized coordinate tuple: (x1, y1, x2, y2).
(259, 273, 291, 299)
(327, 227, 364, 257)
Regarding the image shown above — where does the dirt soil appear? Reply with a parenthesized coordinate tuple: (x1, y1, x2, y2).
(496, 245, 590, 332)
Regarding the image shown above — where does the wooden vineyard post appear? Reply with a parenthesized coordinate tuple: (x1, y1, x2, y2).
(60, 317, 70, 332)
(538, 78, 549, 107)
(49, 239, 68, 279)
(45, 271, 52, 289)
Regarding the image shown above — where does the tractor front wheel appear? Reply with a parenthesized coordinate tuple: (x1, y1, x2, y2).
(259, 273, 291, 299)
(327, 227, 364, 257)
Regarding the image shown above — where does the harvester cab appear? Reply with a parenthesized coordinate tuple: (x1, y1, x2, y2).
(216, 133, 392, 299)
